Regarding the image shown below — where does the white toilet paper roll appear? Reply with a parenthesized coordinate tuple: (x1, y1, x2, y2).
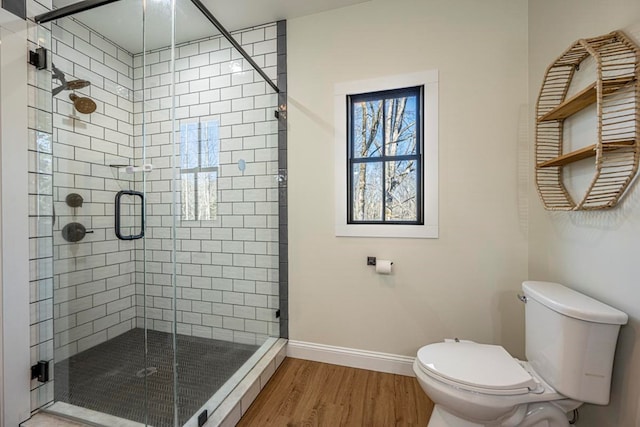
(375, 260, 392, 274)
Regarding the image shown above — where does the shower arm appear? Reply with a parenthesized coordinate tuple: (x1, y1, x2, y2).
(52, 64, 66, 83)
(52, 63, 67, 96)
(52, 85, 66, 97)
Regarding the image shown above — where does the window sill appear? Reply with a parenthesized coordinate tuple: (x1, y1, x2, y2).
(335, 223, 438, 239)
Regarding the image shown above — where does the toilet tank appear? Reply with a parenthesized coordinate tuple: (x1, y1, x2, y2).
(522, 281, 627, 405)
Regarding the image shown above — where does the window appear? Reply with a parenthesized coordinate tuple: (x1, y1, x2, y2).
(180, 120, 219, 221)
(348, 87, 422, 224)
(334, 71, 438, 238)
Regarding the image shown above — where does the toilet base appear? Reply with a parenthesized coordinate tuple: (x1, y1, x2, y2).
(427, 403, 569, 427)
(428, 405, 484, 427)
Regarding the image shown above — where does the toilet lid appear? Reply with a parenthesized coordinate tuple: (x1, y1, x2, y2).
(417, 342, 538, 395)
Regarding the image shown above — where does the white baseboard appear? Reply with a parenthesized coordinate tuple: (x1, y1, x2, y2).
(286, 340, 416, 377)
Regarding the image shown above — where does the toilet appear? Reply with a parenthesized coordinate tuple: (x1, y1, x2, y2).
(413, 281, 628, 427)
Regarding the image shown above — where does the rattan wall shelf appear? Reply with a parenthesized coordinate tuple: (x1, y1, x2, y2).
(535, 31, 640, 211)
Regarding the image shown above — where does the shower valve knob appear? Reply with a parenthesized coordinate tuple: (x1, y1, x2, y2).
(62, 222, 91, 242)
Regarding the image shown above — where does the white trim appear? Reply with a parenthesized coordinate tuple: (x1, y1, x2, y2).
(0, 10, 30, 427)
(334, 70, 439, 239)
(44, 402, 145, 427)
(287, 340, 416, 377)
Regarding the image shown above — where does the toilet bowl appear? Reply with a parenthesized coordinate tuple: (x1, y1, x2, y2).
(412, 342, 579, 426)
(413, 281, 628, 427)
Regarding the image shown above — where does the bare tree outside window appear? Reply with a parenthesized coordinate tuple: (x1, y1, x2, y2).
(180, 121, 219, 221)
(348, 87, 422, 224)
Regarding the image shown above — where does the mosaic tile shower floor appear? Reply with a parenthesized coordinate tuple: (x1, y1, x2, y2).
(55, 328, 258, 426)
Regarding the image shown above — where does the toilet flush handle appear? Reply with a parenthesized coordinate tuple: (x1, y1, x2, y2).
(517, 294, 528, 303)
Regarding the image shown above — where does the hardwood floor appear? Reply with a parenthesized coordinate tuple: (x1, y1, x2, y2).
(237, 358, 434, 427)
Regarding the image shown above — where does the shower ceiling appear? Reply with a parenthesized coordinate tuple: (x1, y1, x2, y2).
(51, 0, 371, 53)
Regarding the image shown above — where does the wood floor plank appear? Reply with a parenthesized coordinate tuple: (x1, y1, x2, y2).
(237, 358, 434, 427)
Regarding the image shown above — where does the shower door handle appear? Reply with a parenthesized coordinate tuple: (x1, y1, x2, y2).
(115, 190, 145, 240)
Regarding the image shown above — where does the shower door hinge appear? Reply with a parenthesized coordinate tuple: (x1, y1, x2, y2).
(274, 104, 287, 120)
(277, 169, 287, 187)
(197, 409, 208, 427)
(31, 360, 50, 383)
(28, 47, 47, 70)
(275, 309, 281, 318)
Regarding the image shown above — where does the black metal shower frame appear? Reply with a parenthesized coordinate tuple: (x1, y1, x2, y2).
(33, 0, 280, 94)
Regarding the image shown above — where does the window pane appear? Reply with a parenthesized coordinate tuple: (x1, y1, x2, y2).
(385, 160, 417, 221)
(196, 171, 217, 220)
(180, 123, 199, 169)
(384, 95, 417, 156)
(351, 162, 382, 221)
(201, 121, 220, 168)
(181, 173, 195, 220)
(352, 100, 383, 158)
(179, 121, 219, 221)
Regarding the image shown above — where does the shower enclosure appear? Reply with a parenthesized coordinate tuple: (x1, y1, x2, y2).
(31, 0, 286, 424)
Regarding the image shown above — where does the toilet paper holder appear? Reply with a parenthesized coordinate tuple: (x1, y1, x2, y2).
(366, 256, 393, 266)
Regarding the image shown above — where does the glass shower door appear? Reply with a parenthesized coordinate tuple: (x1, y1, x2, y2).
(42, 0, 282, 423)
(139, 0, 179, 424)
(49, 0, 179, 424)
(171, 1, 282, 424)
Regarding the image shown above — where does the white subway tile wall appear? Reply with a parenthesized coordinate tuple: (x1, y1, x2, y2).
(51, 17, 137, 363)
(46, 16, 280, 373)
(131, 23, 280, 346)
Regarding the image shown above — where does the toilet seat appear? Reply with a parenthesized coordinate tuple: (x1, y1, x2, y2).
(416, 342, 540, 396)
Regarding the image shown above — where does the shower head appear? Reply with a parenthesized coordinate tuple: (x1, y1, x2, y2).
(69, 93, 97, 114)
(52, 63, 91, 97)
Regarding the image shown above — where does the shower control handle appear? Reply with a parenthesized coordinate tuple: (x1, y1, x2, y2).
(61, 222, 92, 243)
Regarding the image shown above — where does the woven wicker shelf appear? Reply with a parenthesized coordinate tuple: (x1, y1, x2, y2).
(534, 30, 640, 211)
(537, 83, 597, 122)
(537, 141, 636, 168)
(538, 78, 636, 123)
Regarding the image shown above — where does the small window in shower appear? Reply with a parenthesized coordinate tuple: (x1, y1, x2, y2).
(180, 120, 219, 221)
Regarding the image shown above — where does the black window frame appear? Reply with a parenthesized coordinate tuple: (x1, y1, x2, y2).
(346, 85, 424, 225)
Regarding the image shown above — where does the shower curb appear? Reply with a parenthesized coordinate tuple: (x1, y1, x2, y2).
(205, 338, 287, 427)
(43, 401, 145, 427)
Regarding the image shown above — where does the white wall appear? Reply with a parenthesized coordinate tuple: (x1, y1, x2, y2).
(26, 0, 56, 412)
(528, 1, 640, 426)
(1, 8, 31, 425)
(287, 0, 529, 358)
